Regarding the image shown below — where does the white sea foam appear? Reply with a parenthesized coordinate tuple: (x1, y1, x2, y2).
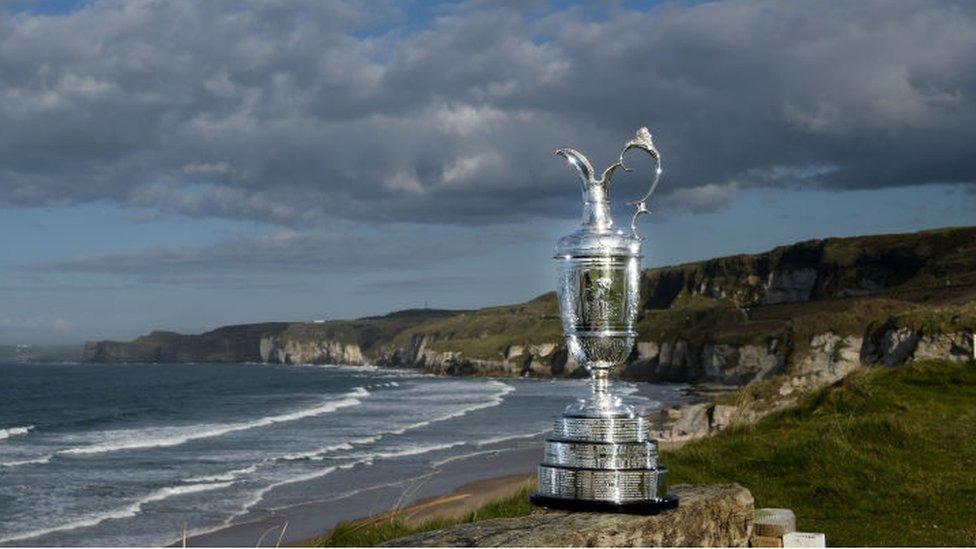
(475, 429, 551, 447)
(278, 435, 380, 462)
(0, 425, 34, 440)
(361, 441, 464, 461)
(430, 449, 501, 468)
(234, 458, 370, 519)
(0, 454, 53, 467)
(0, 481, 233, 544)
(183, 464, 259, 483)
(321, 363, 379, 372)
(59, 387, 369, 456)
(238, 441, 465, 518)
(389, 380, 514, 435)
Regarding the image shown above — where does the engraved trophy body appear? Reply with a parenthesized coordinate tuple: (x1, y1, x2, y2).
(531, 127, 678, 513)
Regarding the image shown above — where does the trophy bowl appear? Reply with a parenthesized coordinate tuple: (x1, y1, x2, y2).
(557, 248, 642, 418)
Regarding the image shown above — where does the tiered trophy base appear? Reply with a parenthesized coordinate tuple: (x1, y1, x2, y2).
(532, 415, 677, 515)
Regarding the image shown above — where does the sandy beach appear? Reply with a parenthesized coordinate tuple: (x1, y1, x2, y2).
(180, 441, 544, 547)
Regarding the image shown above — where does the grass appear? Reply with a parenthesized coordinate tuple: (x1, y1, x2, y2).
(310, 360, 976, 547)
(310, 484, 537, 547)
(667, 359, 976, 546)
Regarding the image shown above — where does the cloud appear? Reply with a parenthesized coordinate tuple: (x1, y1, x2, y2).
(664, 182, 740, 214)
(0, 1, 974, 225)
(21, 225, 522, 284)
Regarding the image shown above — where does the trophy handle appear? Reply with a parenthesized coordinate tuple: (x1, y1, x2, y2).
(618, 127, 663, 238)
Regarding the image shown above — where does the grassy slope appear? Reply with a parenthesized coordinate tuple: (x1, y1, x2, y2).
(312, 485, 536, 547)
(667, 360, 976, 546)
(392, 293, 562, 358)
(311, 360, 976, 547)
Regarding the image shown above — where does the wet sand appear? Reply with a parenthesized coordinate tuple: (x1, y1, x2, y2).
(178, 443, 543, 547)
(290, 473, 536, 546)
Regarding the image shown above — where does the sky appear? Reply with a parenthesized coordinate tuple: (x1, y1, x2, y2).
(1, 0, 975, 345)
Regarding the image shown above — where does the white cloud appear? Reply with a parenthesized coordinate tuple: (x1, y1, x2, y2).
(441, 152, 503, 185)
(666, 182, 740, 214)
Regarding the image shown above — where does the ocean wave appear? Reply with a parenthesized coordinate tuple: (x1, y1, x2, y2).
(357, 441, 464, 461)
(0, 425, 33, 440)
(183, 464, 259, 483)
(0, 454, 53, 467)
(238, 441, 465, 518)
(234, 458, 370, 519)
(0, 481, 233, 544)
(430, 449, 501, 468)
(315, 363, 379, 372)
(389, 381, 514, 435)
(274, 381, 512, 463)
(475, 429, 550, 447)
(59, 387, 369, 456)
(277, 435, 380, 462)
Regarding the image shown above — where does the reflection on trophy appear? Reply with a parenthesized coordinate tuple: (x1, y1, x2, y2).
(531, 127, 679, 513)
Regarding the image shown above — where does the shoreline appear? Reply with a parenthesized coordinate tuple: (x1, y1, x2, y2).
(290, 472, 536, 547)
(175, 380, 688, 548)
(178, 441, 545, 547)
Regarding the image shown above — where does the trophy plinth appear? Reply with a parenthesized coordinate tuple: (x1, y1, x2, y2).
(531, 127, 677, 514)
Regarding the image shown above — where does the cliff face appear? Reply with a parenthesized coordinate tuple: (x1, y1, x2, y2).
(83, 323, 291, 363)
(85, 226, 976, 385)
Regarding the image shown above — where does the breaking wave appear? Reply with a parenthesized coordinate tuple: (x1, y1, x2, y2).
(389, 380, 514, 435)
(475, 429, 550, 447)
(59, 387, 369, 456)
(0, 481, 233, 544)
(0, 425, 33, 440)
(0, 454, 53, 468)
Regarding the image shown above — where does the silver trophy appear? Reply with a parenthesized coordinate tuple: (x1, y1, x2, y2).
(531, 127, 678, 513)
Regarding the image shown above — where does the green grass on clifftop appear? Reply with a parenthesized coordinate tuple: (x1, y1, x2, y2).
(667, 359, 976, 546)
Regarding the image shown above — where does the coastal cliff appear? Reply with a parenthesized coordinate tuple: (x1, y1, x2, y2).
(85, 226, 976, 386)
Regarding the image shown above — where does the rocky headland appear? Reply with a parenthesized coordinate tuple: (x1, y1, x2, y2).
(85, 227, 976, 390)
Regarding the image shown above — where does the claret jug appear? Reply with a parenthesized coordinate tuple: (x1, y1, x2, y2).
(531, 127, 678, 513)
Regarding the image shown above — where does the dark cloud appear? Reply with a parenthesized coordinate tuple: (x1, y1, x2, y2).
(0, 0, 974, 225)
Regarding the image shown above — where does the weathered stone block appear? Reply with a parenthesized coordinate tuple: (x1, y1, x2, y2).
(383, 483, 754, 547)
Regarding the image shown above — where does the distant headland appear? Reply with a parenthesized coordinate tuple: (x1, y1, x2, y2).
(84, 226, 976, 386)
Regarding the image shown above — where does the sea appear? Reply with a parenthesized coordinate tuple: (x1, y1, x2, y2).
(0, 362, 687, 546)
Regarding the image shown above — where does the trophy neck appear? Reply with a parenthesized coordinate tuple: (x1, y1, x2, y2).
(581, 199, 614, 231)
(580, 176, 614, 231)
